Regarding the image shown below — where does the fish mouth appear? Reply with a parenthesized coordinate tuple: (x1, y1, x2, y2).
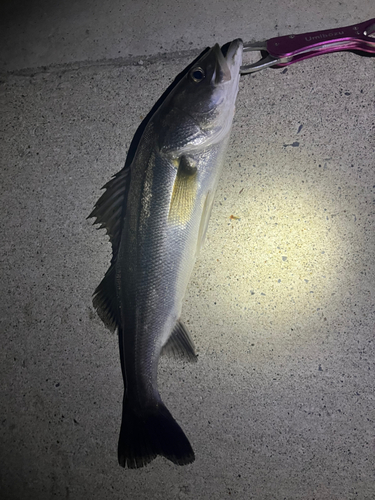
(212, 39, 243, 83)
(221, 38, 243, 62)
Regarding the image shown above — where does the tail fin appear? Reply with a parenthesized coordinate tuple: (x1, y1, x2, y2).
(118, 398, 195, 469)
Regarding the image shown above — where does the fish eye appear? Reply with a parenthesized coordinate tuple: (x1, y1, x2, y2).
(190, 67, 205, 83)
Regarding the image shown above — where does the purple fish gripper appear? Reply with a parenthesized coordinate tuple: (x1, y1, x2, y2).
(241, 18, 375, 74)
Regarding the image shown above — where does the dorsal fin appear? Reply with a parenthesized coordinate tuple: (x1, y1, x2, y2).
(92, 263, 120, 331)
(88, 165, 131, 262)
(88, 165, 131, 330)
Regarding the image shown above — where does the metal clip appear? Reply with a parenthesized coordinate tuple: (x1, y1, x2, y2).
(241, 18, 375, 74)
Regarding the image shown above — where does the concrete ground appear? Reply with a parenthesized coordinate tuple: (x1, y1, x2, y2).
(1, 1, 374, 499)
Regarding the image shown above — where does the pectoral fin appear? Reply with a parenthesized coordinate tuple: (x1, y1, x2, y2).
(168, 156, 198, 226)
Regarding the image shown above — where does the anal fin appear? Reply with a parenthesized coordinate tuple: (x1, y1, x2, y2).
(162, 321, 197, 361)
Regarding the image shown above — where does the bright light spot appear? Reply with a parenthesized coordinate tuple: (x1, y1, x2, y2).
(193, 175, 362, 335)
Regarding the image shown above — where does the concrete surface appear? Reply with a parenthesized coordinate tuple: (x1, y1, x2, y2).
(1, 0, 374, 72)
(1, 1, 374, 499)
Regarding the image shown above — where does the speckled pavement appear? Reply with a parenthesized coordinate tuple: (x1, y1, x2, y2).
(1, 2, 374, 499)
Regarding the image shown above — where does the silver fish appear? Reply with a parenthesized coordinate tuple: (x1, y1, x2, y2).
(89, 39, 243, 468)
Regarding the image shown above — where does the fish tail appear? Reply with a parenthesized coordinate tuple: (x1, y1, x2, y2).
(118, 397, 195, 469)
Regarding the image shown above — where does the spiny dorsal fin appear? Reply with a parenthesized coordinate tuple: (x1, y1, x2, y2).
(88, 164, 131, 262)
(162, 320, 197, 361)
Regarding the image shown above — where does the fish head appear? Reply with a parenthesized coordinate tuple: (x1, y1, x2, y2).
(157, 39, 243, 155)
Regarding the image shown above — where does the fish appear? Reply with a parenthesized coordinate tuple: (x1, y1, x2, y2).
(89, 38, 243, 469)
